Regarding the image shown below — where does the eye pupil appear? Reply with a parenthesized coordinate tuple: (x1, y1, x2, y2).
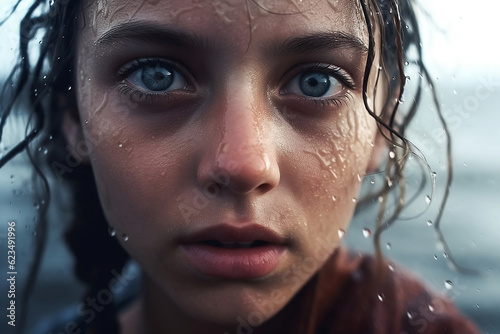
(299, 72, 331, 97)
(141, 65, 173, 91)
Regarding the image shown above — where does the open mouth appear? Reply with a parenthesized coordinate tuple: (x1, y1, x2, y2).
(200, 240, 270, 248)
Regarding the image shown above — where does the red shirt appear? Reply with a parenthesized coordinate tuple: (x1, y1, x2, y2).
(277, 248, 480, 334)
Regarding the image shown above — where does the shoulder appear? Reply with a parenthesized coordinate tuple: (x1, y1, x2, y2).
(310, 248, 480, 334)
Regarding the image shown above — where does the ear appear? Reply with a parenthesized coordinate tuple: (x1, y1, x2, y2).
(60, 94, 90, 164)
(366, 129, 388, 174)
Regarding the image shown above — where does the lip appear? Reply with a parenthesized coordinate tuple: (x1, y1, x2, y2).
(179, 224, 287, 279)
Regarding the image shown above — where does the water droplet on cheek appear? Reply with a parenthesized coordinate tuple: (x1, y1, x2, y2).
(337, 229, 345, 239)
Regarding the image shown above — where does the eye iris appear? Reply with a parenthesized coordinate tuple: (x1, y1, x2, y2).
(299, 72, 330, 97)
(141, 65, 173, 91)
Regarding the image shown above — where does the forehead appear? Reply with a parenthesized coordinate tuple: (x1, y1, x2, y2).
(83, 0, 368, 50)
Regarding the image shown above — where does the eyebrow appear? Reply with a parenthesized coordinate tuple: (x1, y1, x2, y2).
(95, 21, 207, 50)
(272, 32, 368, 56)
(95, 21, 368, 55)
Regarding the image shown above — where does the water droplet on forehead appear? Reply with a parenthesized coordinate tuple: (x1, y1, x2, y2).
(362, 228, 371, 238)
(444, 280, 453, 290)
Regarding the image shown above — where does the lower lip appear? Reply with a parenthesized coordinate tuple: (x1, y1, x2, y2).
(181, 243, 285, 279)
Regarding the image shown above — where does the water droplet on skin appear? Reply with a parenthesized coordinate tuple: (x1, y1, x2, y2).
(434, 255, 438, 260)
(370, 180, 375, 185)
(352, 197, 358, 203)
(337, 229, 345, 239)
(388, 264, 394, 271)
(407, 312, 413, 319)
(386, 242, 392, 250)
(428, 304, 435, 312)
(452, 89, 457, 95)
(463, 162, 468, 167)
(108, 227, 116, 237)
(443, 252, 448, 259)
(39, 40, 42, 44)
(33, 230, 37, 236)
(404, 61, 410, 66)
(476, 304, 480, 309)
(427, 220, 433, 226)
(68, 86, 72, 91)
(122, 233, 129, 241)
(118, 143, 123, 148)
(331, 195, 337, 202)
(84, 119, 89, 124)
(33, 203, 40, 210)
(362, 228, 371, 238)
(444, 280, 453, 290)
(378, 293, 384, 302)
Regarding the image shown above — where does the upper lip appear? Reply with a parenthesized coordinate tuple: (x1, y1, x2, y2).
(179, 224, 286, 245)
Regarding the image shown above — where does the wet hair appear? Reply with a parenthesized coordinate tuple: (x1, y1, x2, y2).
(0, 0, 456, 333)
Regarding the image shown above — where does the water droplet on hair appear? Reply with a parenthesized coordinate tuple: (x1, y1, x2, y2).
(389, 151, 396, 159)
(33, 230, 37, 236)
(33, 203, 40, 210)
(362, 228, 371, 238)
(427, 220, 433, 226)
(108, 227, 116, 237)
(425, 195, 431, 204)
(407, 312, 413, 319)
(84, 119, 89, 124)
(43, 149, 48, 155)
(122, 233, 129, 241)
(43, 75, 47, 80)
(377, 293, 384, 302)
(444, 280, 453, 290)
(337, 229, 345, 239)
(68, 86, 72, 91)
(386, 242, 392, 250)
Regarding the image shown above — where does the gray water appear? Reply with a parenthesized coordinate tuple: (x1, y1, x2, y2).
(0, 81, 499, 333)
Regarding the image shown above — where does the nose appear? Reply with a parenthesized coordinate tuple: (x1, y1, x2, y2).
(197, 86, 280, 196)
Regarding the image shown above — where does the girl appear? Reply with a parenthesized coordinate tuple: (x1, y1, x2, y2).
(0, 0, 480, 333)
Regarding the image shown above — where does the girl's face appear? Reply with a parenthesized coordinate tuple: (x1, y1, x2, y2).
(74, 0, 383, 327)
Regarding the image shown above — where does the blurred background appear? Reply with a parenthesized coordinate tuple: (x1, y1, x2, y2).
(0, 0, 499, 333)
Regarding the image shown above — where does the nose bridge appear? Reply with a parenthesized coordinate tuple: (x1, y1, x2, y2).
(199, 70, 279, 195)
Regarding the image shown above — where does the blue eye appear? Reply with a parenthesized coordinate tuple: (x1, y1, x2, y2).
(121, 58, 190, 93)
(283, 68, 347, 98)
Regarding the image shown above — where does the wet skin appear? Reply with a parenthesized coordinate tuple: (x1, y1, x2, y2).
(69, 0, 386, 333)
